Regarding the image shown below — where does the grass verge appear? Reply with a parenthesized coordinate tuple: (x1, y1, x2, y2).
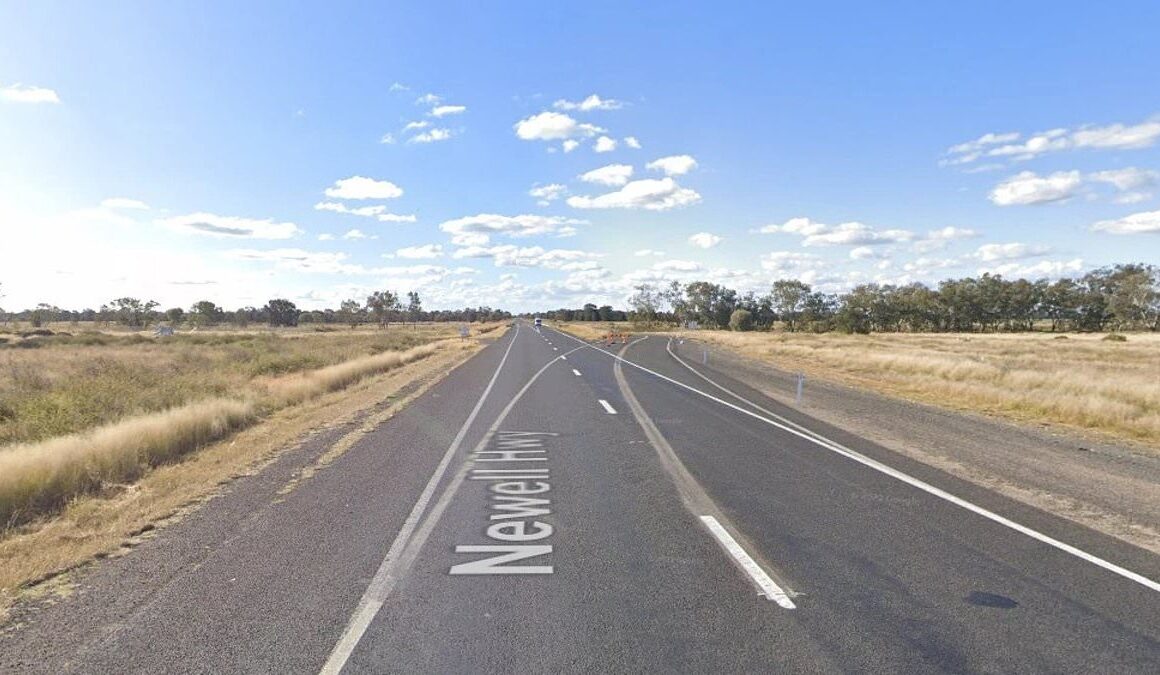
(0, 337, 488, 622)
(0, 340, 452, 529)
(682, 330, 1160, 450)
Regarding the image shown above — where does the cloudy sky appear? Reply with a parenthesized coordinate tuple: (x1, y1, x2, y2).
(1, 1, 1158, 312)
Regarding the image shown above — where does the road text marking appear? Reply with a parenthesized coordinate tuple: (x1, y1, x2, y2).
(453, 432, 557, 575)
(700, 515, 796, 608)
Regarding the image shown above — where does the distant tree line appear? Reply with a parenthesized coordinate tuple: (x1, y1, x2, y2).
(536, 263, 1160, 333)
(0, 289, 512, 329)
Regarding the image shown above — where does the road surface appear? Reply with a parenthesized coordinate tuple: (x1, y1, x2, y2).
(3, 321, 1158, 673)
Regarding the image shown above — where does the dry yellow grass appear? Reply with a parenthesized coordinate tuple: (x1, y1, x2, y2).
(684, 330, 1160, 448)
(0, 339, 486, 620)
(0, 324, 505, 529)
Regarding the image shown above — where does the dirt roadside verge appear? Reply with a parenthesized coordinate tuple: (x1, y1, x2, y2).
(672, 336, 1160, 556)
(0, 336, 492, 622)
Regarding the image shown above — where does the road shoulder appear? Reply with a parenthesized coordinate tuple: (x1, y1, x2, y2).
(669, 336, 1160, 555)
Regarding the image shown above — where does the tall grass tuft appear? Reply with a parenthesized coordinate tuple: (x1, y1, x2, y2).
(0, 399, 255, 528)
(0, 338, 449, 528)
(267, 343, 439, 406)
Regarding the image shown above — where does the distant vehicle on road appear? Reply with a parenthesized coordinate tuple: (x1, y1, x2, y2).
(533, 317, 542, 327)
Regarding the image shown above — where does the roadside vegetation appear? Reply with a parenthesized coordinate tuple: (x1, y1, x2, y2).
(0, 322, 501, 530)
(544, 263, 1159, 448)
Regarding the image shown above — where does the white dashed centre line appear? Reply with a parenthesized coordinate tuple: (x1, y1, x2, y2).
(572, 369, 581, 376)
(598, 399, 617, 414)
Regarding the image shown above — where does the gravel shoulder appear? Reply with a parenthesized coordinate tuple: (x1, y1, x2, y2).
(675, 337, 1160, 555)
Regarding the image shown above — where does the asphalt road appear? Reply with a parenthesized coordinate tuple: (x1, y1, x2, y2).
(3, 321, 1159, 673)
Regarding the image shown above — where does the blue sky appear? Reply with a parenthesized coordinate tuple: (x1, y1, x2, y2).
(2, 1, 1158, 312)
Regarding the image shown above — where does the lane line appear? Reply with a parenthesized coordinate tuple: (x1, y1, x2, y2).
(598, 399, 617, 414)
(700, 516, 796, 608)
(319, 326, 522, 675)
(572, 369, 581, 377)
(545, 328, 1160, 595)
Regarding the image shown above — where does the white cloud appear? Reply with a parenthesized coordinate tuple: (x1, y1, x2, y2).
(439, 213, 586, 243)
(100, 198, 149, 210)
(688, 232, 722, 248)
(343, 229, 368, 240)
(760, 217, 915, 247)
(850, 246, 885, 260)
(395, 244, 444, 259)
(978, 258, 1084, 278)
(403, 120, 429, 131)
(452, 244, 600, 269)
(514, 111, 604, 141)
(389, 82, 409, 92)
(1088, 167, 1157, 203)
(1091, 209, 1160, 235)
(160, 213, 301, 239)
(409, 128, 453, 143)
(553, 94, 625, 111)
(416, 93, 441, 105)
(634, 249, 665, 257)
(654, 259, 703, 272)
(593, 136, 617, 153)
(379, 133, 396, 145)
(224, 248, 365, 274)
(315, 202, 385, 217)
(562, 140, 580, 153)
(0, 83, 60, 104)
(1088, 167, 1157, 191)
(318, 233, 335, 241)
(430, 104, 466, 117)
(989, 170, 1082, 206)
(624, 136, 642, 149)
(566, 178, 701, 211)
(945, 117, 1160, 165)
(378, 213, 417, 223)
(911, 226, 979, 252)
(972, 242, 1051, 261)
(579, 163, 634, 186)
(760, 251, 824, 273)
(646, 154, 697, 176)
(324, 176, 403, 200)
(529, 183, 568, 205)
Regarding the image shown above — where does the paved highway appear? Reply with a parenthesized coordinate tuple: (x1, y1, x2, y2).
(3, 321, 1159, 673)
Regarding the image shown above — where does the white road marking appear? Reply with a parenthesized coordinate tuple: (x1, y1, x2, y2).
(560, 356, 566, 360)
(549, 330, 1160, 595)
(598, 399, 617, 414)
(319, 327, 523, 675)
(572, 369, 581, 377)
(553, 347, 558, 351)
(700, 515, 796, 608)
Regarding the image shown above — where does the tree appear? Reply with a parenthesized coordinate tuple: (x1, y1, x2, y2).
(729, 308, 753, 331)
(769, 280, 811, 332)
(188, 300, 224, 327)
(339, 299, 364, 329)
(407, 291, 423, 323)
(628, 283, 664, 327)
(108, 297, 159, 328)
(165, 307, 186, 325)
(366, 290, 400, 328)
(265, 298, 299, 327)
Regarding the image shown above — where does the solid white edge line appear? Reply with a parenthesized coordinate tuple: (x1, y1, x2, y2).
(598, 399, 617, 414)
(318, 325, 522, 675)
(549, 328, 1160, 595)
(700, 515, 796, 608)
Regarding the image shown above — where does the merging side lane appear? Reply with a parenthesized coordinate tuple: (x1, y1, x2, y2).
(544, 324, 1160, 672)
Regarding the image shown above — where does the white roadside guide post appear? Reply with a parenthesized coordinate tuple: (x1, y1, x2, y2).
(795, 373, 805, 405)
